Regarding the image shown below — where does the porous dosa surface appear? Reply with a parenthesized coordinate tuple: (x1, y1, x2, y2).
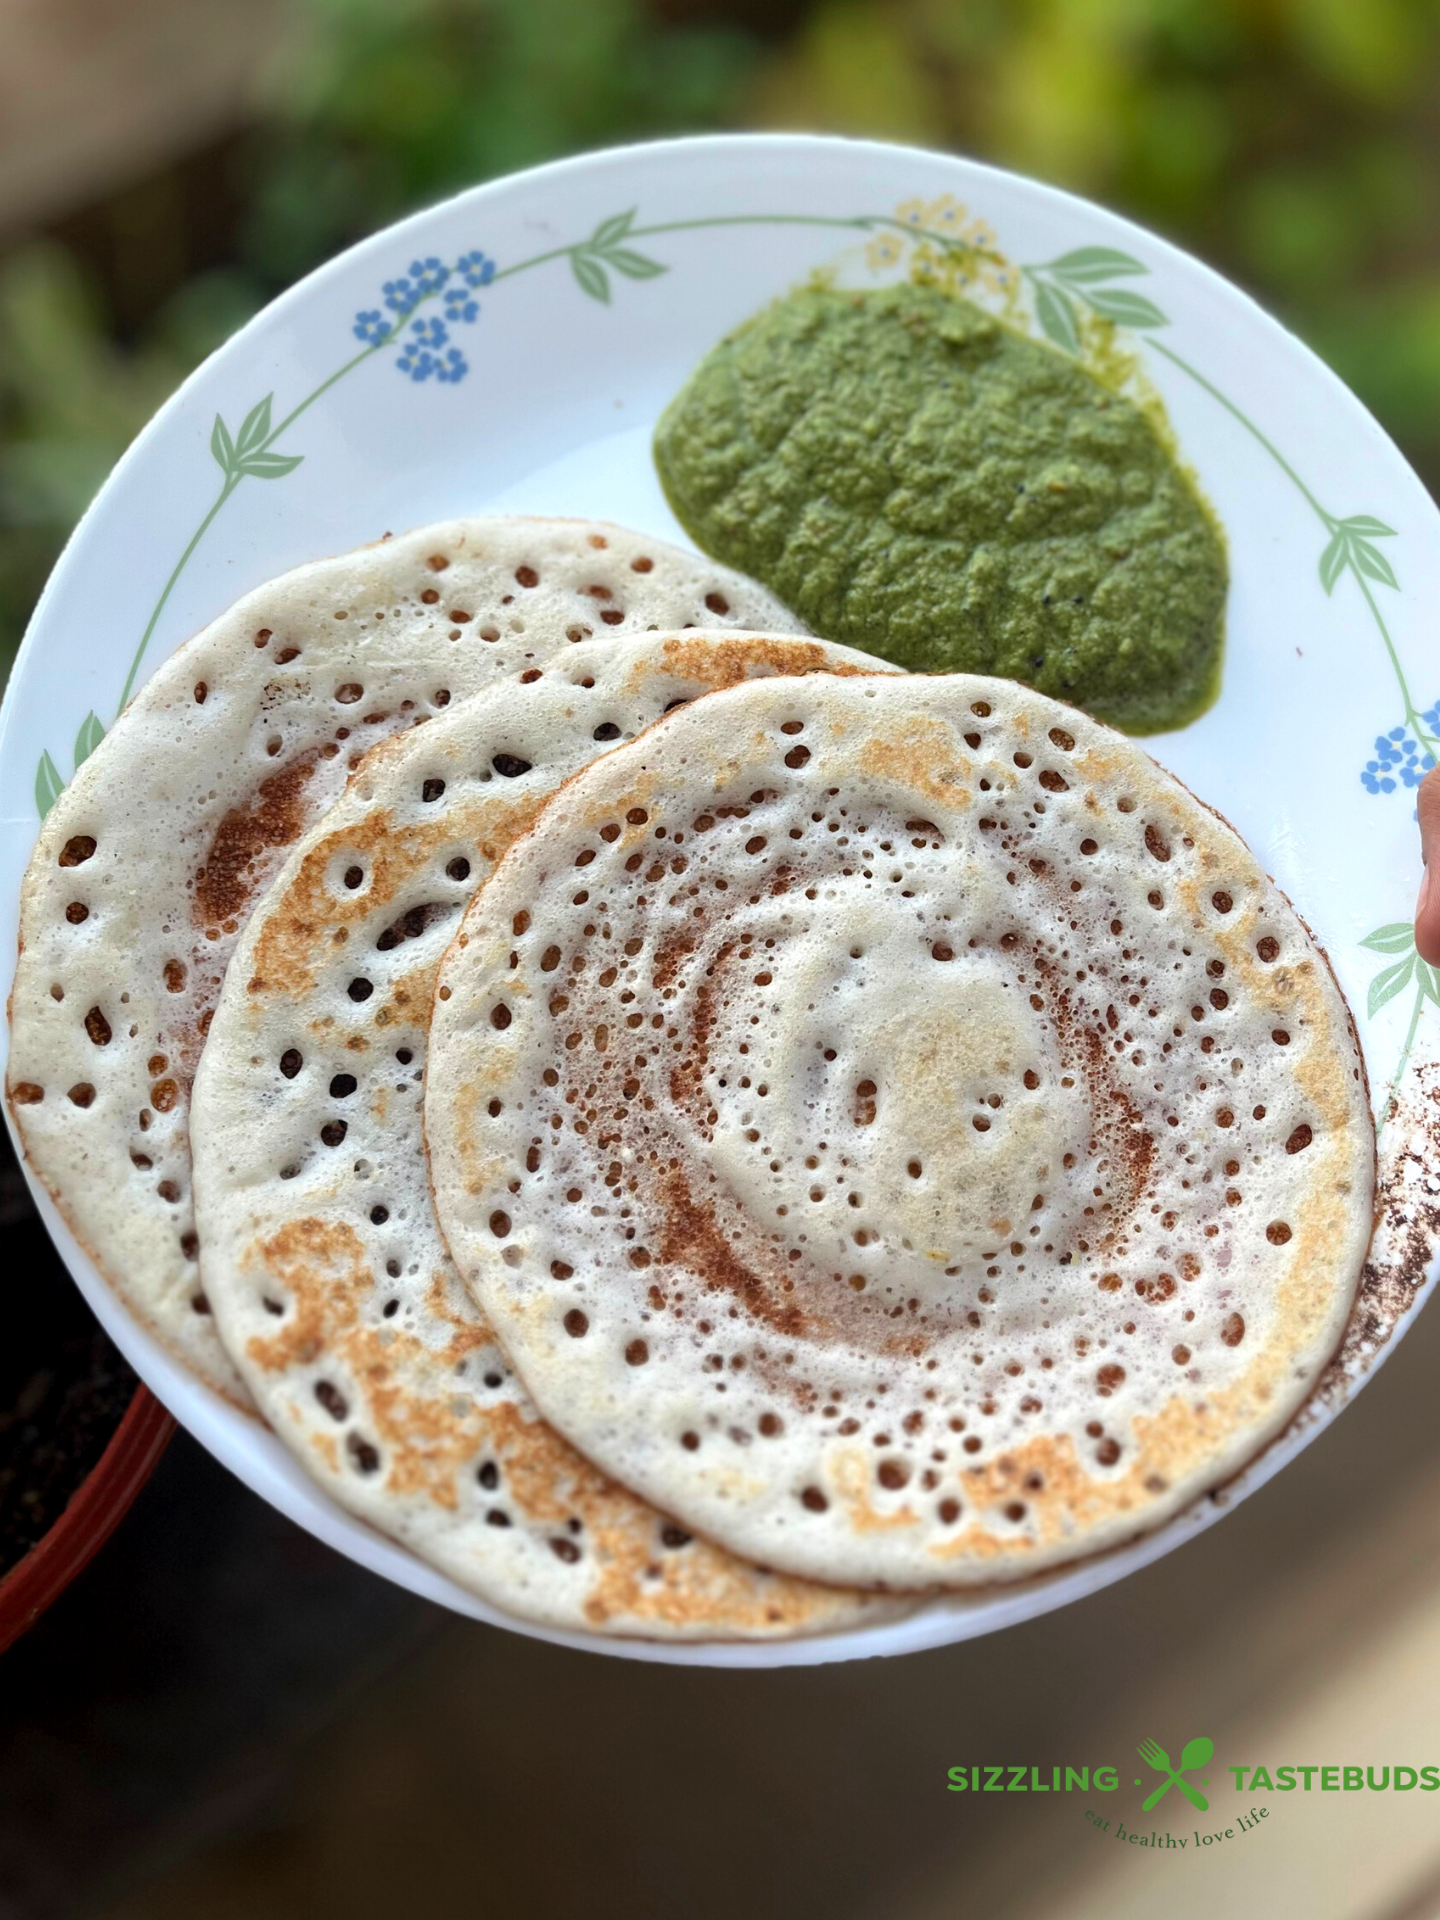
(7, 518, 801, 1402)
(190, 632, 906, 1636)
(426, 673, 1374, 1590)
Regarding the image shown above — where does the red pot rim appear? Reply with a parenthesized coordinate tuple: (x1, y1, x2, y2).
(0, 1382, 175, 1657)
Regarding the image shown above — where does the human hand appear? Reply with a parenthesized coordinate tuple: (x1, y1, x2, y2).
(1417, 765, 1440, 964)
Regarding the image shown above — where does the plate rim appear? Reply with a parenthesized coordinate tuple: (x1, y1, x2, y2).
(3, 129, 1436, 1667)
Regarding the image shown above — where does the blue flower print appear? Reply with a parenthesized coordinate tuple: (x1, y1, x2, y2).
(457, 250, 496, 289)
(395, 340, 469, 384)
(383, 277, 421, 318)
(408, 256, 450, 296)
(1361, 706, 1440, 794)
(352, 309, 393, 346)
(410, 316, 449, 350)
(357, 246, 490, 385)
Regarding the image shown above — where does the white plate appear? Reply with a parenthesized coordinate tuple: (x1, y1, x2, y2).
(4, 134, 1437, 1667)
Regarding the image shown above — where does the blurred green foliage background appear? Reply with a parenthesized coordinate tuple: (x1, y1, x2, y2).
(4, 0, 1440, 681)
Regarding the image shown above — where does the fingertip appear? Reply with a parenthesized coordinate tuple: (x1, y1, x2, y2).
(1417, 864, 1440, 966)
(1419, 763, 1440, 841)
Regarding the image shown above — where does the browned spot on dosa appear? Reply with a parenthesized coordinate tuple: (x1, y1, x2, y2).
(245, 1215, 369, 1370)
(248, 788, 552, 999)
(1035, 957, 1155, 1251)
(242, 1218, 878, 1632)
(195, 753, 318, 927)
(658, 1170, 806, 1337)
(622, 633, 891, 694)
(857, 716, 970, 810)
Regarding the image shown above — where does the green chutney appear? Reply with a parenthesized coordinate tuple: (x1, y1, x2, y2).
(653, 284, 1226, 734)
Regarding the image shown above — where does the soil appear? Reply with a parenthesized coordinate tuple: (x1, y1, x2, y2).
(0, 1127, 135, 1581)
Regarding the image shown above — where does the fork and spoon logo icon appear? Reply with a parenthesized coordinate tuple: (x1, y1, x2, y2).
(1137, 1735, 1214, 1811)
